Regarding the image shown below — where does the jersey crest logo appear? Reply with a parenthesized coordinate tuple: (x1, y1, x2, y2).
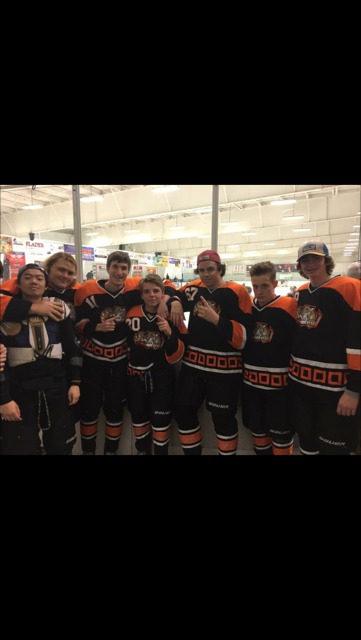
(252, 322, 274, 343)
(134, 331, 164, 350)
(296, 304, 323, 328)
(100, 306, 126, 323)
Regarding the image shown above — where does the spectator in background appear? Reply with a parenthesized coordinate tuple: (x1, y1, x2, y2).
(346, 261, 361, 280)
(242, 261, 297, 455)
(173, 250, 252, 455)
(289, 240, 360, 455)
(2, 256, 10, 281)
(287, 286, 297, 298)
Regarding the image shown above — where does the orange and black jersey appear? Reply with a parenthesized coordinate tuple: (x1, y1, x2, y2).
(243, 295, 297, 390)
(125, 304, 186, 370)
(176, 279, 252, 374)
(0, 277, 80, 323)
(290, 276, 361, 394)
(74, 277, 141, 364)
(74, 278, 178, 364)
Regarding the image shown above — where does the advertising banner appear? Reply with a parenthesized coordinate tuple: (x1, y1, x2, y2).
(63, 244, 95, 261)
(8, 252, 26, 278)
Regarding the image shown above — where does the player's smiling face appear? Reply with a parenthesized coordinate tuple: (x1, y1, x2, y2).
(107, 261, 129, 288)
(299, 254, 327, 285)
(49, 258, 76, 291)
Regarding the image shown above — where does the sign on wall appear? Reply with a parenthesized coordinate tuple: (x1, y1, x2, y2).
(63, 244, 95, 261)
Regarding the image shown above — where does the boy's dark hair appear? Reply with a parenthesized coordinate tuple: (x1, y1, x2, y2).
(106, 250, 131, 271)
(139, 273, 164, 293)
(0, 260, 3, 279)
(250, 261, 277, 281)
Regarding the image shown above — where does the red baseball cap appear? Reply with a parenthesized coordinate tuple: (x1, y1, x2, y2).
(197, 250, 221, 265)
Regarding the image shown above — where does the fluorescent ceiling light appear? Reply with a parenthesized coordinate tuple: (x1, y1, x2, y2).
(270, 199, 297, 206)
(293, 228, 311, 232)
(85, 232, 99, 237)
(124, 229, 138, 233)
(264, 242, 275, 246)
(349, 232, 359, 236)
(168, 225, 184, 230)
(22, 204, 44, 210)
(151, 185, 179, 194)
(221, 221, 239, 226)
(242, 232, 257, 236)
(282, 215, 305, 221)
(80, 195, 104, 203)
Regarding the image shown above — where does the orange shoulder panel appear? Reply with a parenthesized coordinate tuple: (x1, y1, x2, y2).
(326, 276, 361, 311)
(1, 277, 19, 294)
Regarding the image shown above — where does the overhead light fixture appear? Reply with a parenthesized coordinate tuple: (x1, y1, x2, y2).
(282, 215, 305, 221)
(242, 232, 257, 236)
(80, 195, 104, 203)
(124, 229, 138, 233)
(270, 199, 297, 206)
(22, 204, 44, 210)
(151, 185, 179, 194)
(293, 228, 311, 232)
(85, 231, 99, 237)
(264, 242, 275, 246)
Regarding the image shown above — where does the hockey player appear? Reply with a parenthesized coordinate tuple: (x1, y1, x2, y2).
(241, 261, 297, 455)
(125, 274, 187, 455)
(289, 240, 361, 455)
(0, 252, 80, 453)
(173, 250, 253, 455)
(0, 264, 82, 455)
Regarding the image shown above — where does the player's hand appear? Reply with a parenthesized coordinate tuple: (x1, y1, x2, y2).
(31, 299, 64, 321)
(336, 392, 359, 416)
(156, 314, 171, 337)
